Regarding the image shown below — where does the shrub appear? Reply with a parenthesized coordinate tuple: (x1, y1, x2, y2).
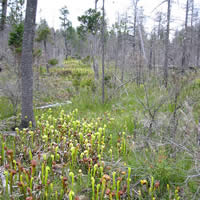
(48, 58, 58, 66)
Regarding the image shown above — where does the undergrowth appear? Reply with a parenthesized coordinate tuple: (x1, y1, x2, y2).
(0, 58, 200, 199)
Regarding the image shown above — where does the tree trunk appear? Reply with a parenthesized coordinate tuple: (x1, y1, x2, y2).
(181, 0, 189, 72)
(102, 0, 105, 104)
(196, 22, 200, 67)
(91, 0, 99, 80)
(63, 31, 69, 60)
(20, 0, 38, 128)
(92, 55, 99, 79)
(148, 34, 153, 73)
(132, 0, 138, 51)
(43, 40, 49, 73)
(95, 0, 99, 10)
(198, 119, 200, 145)
(190, 0, 194, 66)
(114, 34, 119, 88)
(121, 35, 126, 83)
(163, 0, 171, 87)
(153, 31, 156, 73)
(0, 0, 7, 31)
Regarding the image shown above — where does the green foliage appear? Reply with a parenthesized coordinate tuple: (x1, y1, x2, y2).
(77, 8, 102, 38)
(65, 25, 76, 41)
(36, 19, 51, 43)
(2, 58, 200, 199)
(72, 78, 80, 89)
(7, 0, 25, 25)
(80, 77, 95, 88)
(33, 48, 42, 58)
(0, 97, 13, 120)
(59, 6, 71, 29)
(192, 78, 200, 89)
(104, 73, 112, 88)
(81, 55, 91, 64)
(0, 109, 183, 199)
(59, 6, 76, 54)
(8, 23, 24, 54)
(48, 58, 58, 66)
(39, 66, 47, 75)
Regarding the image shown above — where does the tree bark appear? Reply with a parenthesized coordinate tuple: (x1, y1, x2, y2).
(190, 0, 194, 65)
(181, 0, 189, 72)
(95, 0, 99, 10)
(132, 0, 138, 51)
(121, 34, 126, 83)
(92, 0, 99, 80)
(148, 33, 154, 72)
(196, 22, 200, 67)
(102, 0, 105, 104)
(43, 40, 49, 73)
(20, 0, 38, 128)
(0, 0, 7, 31)
(163, 0, 171, 87)
(114, 33, 119, 88)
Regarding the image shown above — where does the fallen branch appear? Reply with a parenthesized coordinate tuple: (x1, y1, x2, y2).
(0, 131, 16, 136)
(36, 101, 72, 109)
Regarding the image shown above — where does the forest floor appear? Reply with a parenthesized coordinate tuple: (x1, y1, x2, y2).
(0, 58, 200, 199)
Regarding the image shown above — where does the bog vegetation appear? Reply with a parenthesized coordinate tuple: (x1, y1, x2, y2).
(1, 0, 200, 199)
(0, 58, 200, 199)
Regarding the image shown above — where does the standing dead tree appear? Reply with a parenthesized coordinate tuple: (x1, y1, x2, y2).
(101, 0, 105, 103)
(181, 0, 189, 72)
(0, 0, 7, 31)
(164, 0, 171, 87)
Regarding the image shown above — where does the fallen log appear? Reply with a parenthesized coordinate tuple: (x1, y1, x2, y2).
(0, 131, 16, 136)
(36, 101, 72, 109)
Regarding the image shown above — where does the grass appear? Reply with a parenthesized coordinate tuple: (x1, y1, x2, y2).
(0, 97, 14, 120)
(1, 58, 200, 199)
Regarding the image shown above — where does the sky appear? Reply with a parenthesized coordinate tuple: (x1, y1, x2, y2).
(36, 0, 199, 32)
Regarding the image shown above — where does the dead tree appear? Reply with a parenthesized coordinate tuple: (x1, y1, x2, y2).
(0, 0, 7, 31)
(196, 22, 200, 67)
(163, 0, 171, 87)
(101, 0, 105, 103)
(181, 0, 189, 72)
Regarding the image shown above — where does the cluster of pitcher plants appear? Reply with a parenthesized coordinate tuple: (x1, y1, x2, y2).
(0, 109, 181, 199)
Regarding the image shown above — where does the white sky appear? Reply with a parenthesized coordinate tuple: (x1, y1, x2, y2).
(36, 0, 199, 32)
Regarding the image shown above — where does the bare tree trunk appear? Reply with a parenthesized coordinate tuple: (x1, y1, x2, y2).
(190, 0, 194, 66)
(138, 42, 142, 84)
(153, 31, 156, 73)
(137, 16, 147, 63)
(0, 0, 7, 31)
(163, 0, 171, 87)
(93, 35, 99, 79)
(21, 0, 38, 128)
(132, 0, 138, 51)
(36, 57, 40, 91)
(95, 0, 99, 10)
(53, 30, 56, 58)
(102, 0, 105, 104)
(63, 31, 69, 60)
(91, 0, 100, 80)
(121, 35, 126, 83)
(196, 22, 200, 67)
(181, 0, 189, 72)
(198, 119, 200, 145)
(89, 37, 99, 80)
(92, 54, 99, 79)
(157, 13, 163, 67)
(148, 33, 153, 73)
(114, 34, 119, 88)
(43, 40, 49, 73)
